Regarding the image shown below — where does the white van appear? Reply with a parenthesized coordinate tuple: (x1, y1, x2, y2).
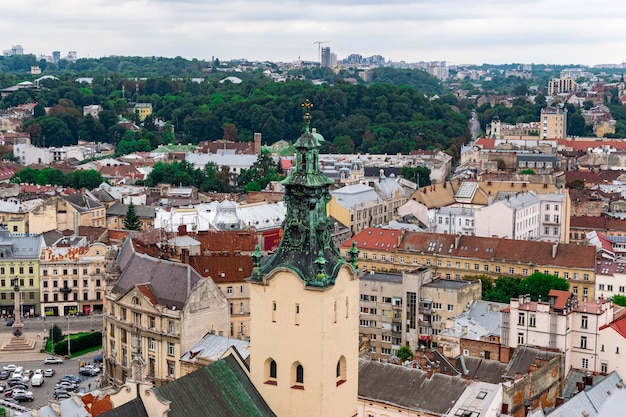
(31, 373, 44, 386)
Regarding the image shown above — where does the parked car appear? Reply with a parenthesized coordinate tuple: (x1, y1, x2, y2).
(55, 381, 77, 391)
(31, 374, 44, 387)
(44, 357, 63, 365)
(54, 390, 71, 400)
(43, 369, 55, 377)
(0, 383, 5, 392)
(0, 370, 10, 380)
(61, 375, 80, 384)
(2, 364, 17, 372)
(23, 370, 33, 378)
(12, 390, 34, 402)
(7, 383, 27, 392)
(79, 365, 100, 376)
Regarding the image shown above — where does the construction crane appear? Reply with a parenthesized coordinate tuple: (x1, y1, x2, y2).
(313, 41, 329, 66)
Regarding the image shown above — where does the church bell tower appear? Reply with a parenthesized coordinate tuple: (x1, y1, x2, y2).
(248, 100, 360, 417)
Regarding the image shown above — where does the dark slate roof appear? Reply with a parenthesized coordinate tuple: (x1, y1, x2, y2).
(42, 230, 64, 247)
(100, 397, 149, 417)
(64, 193, 103, 212)
(113, 251, 203, 310)
(455, 356, 506, 384)
(503, 346, 562, 379)
(154, 355, 276, 417)
(106, 202, 156, 218)
(358, 359, 467, 415)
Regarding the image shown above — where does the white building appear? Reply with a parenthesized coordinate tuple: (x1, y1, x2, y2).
(595, 260, 626, 299)
(502, 291, 615, 372)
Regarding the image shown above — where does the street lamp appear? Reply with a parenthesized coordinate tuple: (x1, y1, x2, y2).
(67, 316, 71, 357)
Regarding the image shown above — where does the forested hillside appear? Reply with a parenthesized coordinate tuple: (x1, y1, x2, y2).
(1, 54, 470, 156)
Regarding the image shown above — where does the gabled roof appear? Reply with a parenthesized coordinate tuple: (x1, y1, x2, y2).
(546, 371, 624, 417)
(358, 359, 468, 415)
(342, 227, 401, 252)
(113, 251, 203, 310)
(106, 203, 156, 218)
(603, 313, 626, 338)
(153, 355, 276, 417)
(549, 289, 573, 310)
(455, 356, 506, 384)
(503, 346, 561, 379)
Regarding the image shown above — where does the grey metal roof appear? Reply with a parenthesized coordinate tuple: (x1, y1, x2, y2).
(423, 278, 474, 290)
(360, 271, 403, 284)
(440, 300, 507, 340)
(0, 230, 43, 259)
(358, 359, 468, 415)
(547, 371, 624, 417)
(64, 193, 103, 212)
(181, 333, 250, 362)
(106, 202, 156, 218)
(100, 397, 149, 417)
(331, 183, 382, 209)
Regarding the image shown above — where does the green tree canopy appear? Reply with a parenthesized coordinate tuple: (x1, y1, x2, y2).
(518, 272, 569, 301)
(396, 345, 414, 362)
(611, 294, 626, 307)
(123, 201, 142, 230)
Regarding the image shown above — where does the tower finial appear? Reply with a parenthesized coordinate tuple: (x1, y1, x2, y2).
(301, 99, 314, 132)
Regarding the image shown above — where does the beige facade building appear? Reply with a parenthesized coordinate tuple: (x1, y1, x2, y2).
(103, 239, 229, 386)
(541, 107, 568, 139)
(40, 237, 107, 316)
(548, 78, 579, 96)
(29, 194, 106, 234)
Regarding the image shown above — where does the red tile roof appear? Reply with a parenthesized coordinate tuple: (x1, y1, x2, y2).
(548, 290, 572, 310)
(475, 138, 496, 149)
(342, 227, 402, 252)
(606, 314, 626, 338)
(344, 228, 597, 269)
(136, 283, 158, 305)
(557, 138, 626, 152)
(570, 215, 607, 229)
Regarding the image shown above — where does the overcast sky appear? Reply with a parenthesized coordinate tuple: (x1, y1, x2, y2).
(3, 0, 626, 66)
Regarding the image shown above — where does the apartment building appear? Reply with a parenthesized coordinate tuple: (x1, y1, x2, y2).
(418, 278, 482, 347)
(343, 228, 597, 299)
(0, 230, 43, 317)
(548, 78, 579, 96)
(103, 239, 229, 386)
(540, 107, 568, 139)
(595, 260, 626, 299)
(39, 237, 106, 316)
(501, 291, 615, 372)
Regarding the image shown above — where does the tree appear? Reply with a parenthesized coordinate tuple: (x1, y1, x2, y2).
(518, 272, 569, 301)
(49, 324, 63, 343)
(401, 166, 431, 187)
(612, 294, 626, 307)
(123, 202, 142, 230)
(396, 345, 413, 362)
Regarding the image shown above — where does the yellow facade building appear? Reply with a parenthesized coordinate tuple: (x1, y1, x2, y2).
(342, 228, 598, 300)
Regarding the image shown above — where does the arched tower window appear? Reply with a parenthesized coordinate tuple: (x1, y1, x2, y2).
(336, 356, 347, 386)
(291, 361, 304, 388)
(264, 358, 277, 385)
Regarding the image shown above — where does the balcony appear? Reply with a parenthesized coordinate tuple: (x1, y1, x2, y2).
(60, 287, 72, 293)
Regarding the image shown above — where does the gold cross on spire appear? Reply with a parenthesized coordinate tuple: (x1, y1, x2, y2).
(301, 99, 313, 128)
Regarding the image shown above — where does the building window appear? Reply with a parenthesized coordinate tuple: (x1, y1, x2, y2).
(168, 321, 175, 333)
(518, 313, 525, 325)
(522, 269, 528, 276)
(581, 315, 588, 329)
(296, 364, 304, 384)
(529, 313, 536, 327)
(580, 336, 587, 349)
(167, 361, 175, 377)
(167, 342, 175, 356)
(509, 267, 515, 274)
(381, 255, 386, 261)
(447, 304, 454, 312)
(336, 356, 347, 386)
(518, 333, 524, 344)
(582, 358, 589, 369)
(150, 338, 156, 351)
(583, 288, 588, 297)
(227, 286, 233, 294)
(583, 274, 589, 281)
(601, 362, 608, 374)
(573, 286, 578, 295)
(495, 266, 501, 273)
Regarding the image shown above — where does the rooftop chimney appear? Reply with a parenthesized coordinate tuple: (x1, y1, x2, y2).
(552, 242, 558, 259)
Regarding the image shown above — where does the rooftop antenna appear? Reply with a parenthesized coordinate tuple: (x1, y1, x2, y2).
(313, 41, 329, 66)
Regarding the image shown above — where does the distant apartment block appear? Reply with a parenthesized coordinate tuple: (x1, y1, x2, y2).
(541, 107, 568, 139)
(548, 77, 579, 96)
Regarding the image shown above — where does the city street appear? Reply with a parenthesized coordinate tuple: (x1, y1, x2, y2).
(0, 357, 101, 409)
(0, 315, 104, 336)
(0, 315, 104, 412)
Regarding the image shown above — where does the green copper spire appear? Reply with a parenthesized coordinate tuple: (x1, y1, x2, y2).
(249, 100, 350, 287)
